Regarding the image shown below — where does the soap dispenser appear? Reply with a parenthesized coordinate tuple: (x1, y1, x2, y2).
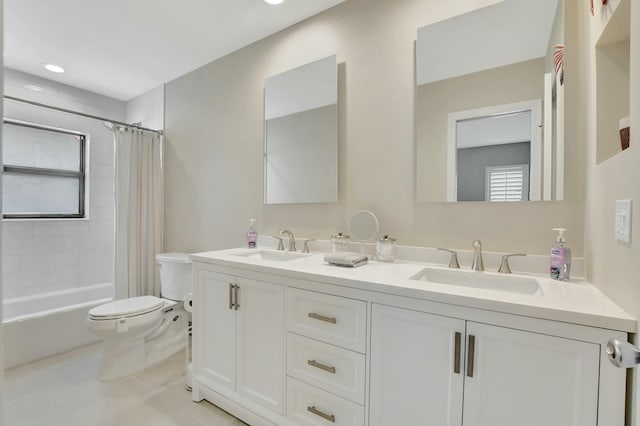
(550, 228, 571, 281)
(246, 219, 258, 249)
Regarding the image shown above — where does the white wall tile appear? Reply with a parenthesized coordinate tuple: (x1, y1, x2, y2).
(3, 268, 52, 297)
(2, 222, 34, 238)
(3, 256, 21, 274)
(89, 163, 114, 179)
(3, 236, 57, 256)
(32, 221, 89, 237)
(3, 68, 121, 307)
(126, 85, 164, 130)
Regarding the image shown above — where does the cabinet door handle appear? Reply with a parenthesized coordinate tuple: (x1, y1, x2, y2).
(308, 312, 337, 324)
(308, 359, 336, 374)
(453, 332, 461, 374)
(307, 406, 336, 423)
(234, 285, 240, 310)
(228, 283, 234, 310)
(467, 334, 476, 377)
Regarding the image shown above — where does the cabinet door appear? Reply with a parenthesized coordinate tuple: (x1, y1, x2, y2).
(236, 277, 285, 415)
(194, 269, 237, 390)
(369, 304, 465, 426)
(463, 322, 600, 426)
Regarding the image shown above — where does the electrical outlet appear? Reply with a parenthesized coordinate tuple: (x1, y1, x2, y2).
(615, 200, 632, 243)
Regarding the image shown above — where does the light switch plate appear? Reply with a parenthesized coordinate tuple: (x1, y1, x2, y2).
(615, 199, 632, 243)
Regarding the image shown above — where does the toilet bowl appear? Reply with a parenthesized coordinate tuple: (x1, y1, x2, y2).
(86, 253, 192, 381)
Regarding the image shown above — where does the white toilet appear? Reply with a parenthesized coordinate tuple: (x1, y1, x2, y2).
(87, 252, 193, 381)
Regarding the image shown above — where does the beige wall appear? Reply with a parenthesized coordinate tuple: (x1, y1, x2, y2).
(164, 0, 586, 258)
(581, 0, 639, 422)
(585, 0, 640, 317)
(416, 58, 546, 202)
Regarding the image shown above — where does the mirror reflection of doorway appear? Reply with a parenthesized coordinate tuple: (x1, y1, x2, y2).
(456, 110, 532, 201)
(447, 100, 541, 202)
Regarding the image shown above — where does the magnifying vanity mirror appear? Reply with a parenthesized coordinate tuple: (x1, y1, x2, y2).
(415, 0, 565, 203)
(264, 55, 338, 204)
(349, 210, 379, 254)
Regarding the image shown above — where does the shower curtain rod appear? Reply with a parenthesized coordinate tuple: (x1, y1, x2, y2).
(3, 95, 164, 135)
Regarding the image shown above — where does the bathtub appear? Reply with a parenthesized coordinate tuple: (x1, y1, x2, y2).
(3, 283, 114, 369)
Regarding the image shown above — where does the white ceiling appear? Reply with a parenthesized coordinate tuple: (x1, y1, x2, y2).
(4, 0, 346, 101)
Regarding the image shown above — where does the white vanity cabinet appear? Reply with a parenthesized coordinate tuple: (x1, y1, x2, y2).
(190, 251, 630, 426)
(462, 321, 599, 426)
(370, 303, 604, 426)
(369, 304, 465, 426)
(192, 264, 285, 416)
(285, 287, 367, 426)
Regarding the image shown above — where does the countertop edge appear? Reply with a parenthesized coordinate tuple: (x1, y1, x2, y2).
(189, 250, 637, 333)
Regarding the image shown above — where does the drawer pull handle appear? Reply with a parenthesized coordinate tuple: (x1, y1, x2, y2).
(308, 312, 337, 324)
(228, 283, 234, 310)
(467, 334, 476, 378)
(234, 285, 240, 310)
(453, 331, 461, 374)
(308, 359, 336, 374)
(307, 406, 336, 423)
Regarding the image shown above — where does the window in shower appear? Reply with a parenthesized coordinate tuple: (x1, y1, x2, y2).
(2, 120, 87, 218)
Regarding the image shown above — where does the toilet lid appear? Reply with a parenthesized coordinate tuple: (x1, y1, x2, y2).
(88, 296, 165, 320)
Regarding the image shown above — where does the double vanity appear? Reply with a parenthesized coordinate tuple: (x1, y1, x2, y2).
(189, 245, 634, 426)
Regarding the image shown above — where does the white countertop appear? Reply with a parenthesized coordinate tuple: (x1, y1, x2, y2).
(190, 248, 636, 333)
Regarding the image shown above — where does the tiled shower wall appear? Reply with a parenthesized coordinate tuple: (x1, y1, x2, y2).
(126, 84, 164, 130)
(2, 68, 124, 304)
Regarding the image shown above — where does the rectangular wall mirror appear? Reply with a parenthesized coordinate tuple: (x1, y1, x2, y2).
(415, 0, 565, 203)
(264, 55, 338, 204)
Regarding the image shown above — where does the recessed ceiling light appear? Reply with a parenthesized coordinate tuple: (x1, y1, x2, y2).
(264, 0, 284, 5)
(24, 84, 43, 92)
(43, 63, 65, 73)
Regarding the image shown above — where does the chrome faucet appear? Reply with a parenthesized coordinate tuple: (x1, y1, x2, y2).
(437, 248, 460, 269)
(497, 253, 526, 274)
(279, 230, 296, 252)
(471, 240, 484, 271)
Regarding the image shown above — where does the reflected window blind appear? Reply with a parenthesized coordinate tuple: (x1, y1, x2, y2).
(485, 164, 529, 202)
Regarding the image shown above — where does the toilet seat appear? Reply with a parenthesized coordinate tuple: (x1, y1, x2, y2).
(88, 296, 165, 320)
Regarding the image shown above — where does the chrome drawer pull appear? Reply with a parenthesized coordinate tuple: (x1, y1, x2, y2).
(453, 332, 461, 374)
(467, 334, 476, 378)
(234, 285, 240, 310)
(307, 406, 336, 423)
(308, 359, 336, 374)
(308, 312, 337, 324)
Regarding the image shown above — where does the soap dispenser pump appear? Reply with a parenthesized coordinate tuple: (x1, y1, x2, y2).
(550, 228, 571, 281)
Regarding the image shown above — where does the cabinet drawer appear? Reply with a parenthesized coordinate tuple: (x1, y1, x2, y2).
(287, 377, 364, 426)
(287, 288, 367, 353)
(287, 333, 365, 404)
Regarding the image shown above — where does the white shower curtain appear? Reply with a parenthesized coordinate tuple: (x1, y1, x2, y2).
(113, 127, 163, 299)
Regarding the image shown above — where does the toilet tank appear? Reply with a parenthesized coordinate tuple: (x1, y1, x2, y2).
(156, 252, 193, 301)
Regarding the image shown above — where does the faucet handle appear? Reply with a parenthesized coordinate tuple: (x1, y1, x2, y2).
(437, 248, 460, 269)
(497, 253, 526, 274)
(302, 239, 316, 253)
(272, 236, 285, 251)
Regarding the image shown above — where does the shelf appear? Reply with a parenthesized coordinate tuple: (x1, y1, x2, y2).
(595, 0, 630, 164)
(595, 0, 631, 47)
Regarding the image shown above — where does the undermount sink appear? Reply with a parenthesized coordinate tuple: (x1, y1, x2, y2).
(410, 267, 542, 296)
(231, 249, 309, 262)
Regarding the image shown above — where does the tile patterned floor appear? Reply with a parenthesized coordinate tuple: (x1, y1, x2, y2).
(4, 343, 247, 426)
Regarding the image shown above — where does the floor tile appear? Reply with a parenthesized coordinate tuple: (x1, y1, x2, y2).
(3, 343, 244, 426)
